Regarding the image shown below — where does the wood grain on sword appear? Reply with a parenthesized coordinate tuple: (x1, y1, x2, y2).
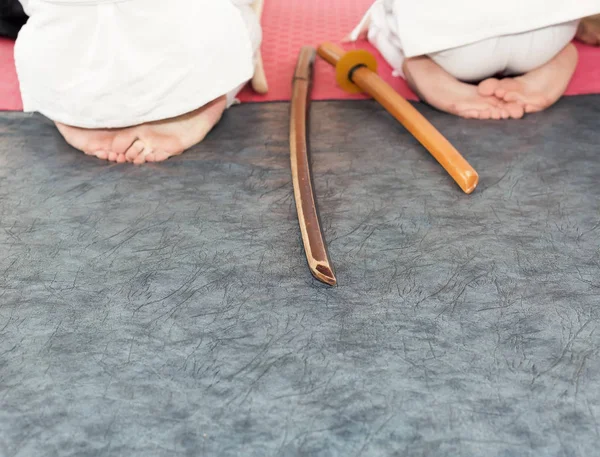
(290, 46, 337, 286)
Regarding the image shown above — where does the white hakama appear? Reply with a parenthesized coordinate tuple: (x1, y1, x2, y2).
(350, 0, 600, 81)
(15, 0, 261, 128)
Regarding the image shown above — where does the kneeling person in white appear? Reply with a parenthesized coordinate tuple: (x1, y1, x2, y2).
(350, 0, 600, 119)
(15, 0, 264, 163)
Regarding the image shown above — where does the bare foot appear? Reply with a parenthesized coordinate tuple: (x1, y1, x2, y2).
(54, 123, 126, 163)
(403, 56, 523, 120)
(111, 96, 227, 164)
(55, 96, 227, 164)
(577, 15, 600, 46)
(477, 44, 578, 114)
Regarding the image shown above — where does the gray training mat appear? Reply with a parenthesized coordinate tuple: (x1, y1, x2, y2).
(1, 97, 599, 457)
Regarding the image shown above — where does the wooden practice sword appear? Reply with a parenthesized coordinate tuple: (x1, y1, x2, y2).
(290, 47, 337, 286)
(318, 42, 479, 195)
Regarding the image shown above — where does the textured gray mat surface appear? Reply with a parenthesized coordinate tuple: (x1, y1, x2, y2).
(1, 98, 599, 457)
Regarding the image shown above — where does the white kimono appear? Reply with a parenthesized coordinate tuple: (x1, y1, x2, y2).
(14, 0, 261, 128)
(351, 0, 600, 81)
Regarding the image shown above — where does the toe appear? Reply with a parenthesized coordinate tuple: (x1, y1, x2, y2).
(503, 91, 524, 104)
(133, 148, 152, 165)
(112, 130, 139, 156)
(479, 110, 491, 120)
(116, 154, 126, 164)
(125, 140, 146, 163)
(505, 103, 524, 119)
(495, 88, 506, 99)
(495, 78, 524, 101)
(484, 96, 501, 107)
(95, 150, 109, 160)
(108, 151, 118, 162)
(478, 78, 500, 97)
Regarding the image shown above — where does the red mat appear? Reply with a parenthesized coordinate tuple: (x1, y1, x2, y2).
(1, 0, 600, 111)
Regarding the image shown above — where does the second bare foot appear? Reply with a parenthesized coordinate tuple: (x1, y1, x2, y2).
(403, 56, 523, 120)
(478, 44, 578, 114)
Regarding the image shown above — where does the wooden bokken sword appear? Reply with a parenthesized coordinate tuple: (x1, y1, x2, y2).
(318, 42, 479, 195)
(290, 47, 337, 286)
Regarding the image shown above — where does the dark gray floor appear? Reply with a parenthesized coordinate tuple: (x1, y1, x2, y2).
(0, 98, 599, 457)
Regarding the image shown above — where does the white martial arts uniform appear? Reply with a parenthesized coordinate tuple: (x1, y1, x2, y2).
(351, 0, 600, 82)
(15, 0, 262, 128)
